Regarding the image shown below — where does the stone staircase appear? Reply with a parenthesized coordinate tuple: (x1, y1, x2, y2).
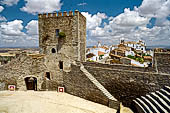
(80, 63, 118, 108)
(132, 86, 170, 113)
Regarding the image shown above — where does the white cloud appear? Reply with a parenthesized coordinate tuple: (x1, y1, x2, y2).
(0, 6, 6, 21)
(137, 0, 170, 18)
(86, 0, 170, 46)
(25, 20, 38, 36)
(89, 27, 106, 37)
(25, 20, 39, 42)
(0, 20, 25, 47)
(86, 9, 150, 45)
(0, 16, 7, 21)
(0, 20, 25, 36)
(112, 8, 149, 27)
(0, 6, 4, 12)
(20, 0, 62, 14)
(1, 0, 170, 47)
(0, 20, 39, 47)
(81, 12, 109, 46)
(77, 3, 87, 6)
(82, 12, 107, 30)
(0, 0, 19, 6)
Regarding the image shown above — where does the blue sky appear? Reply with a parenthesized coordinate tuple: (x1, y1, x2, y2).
(0, 0, 170, 47)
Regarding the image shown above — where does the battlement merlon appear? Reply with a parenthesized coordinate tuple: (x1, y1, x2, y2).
(38, 10, 85, 18)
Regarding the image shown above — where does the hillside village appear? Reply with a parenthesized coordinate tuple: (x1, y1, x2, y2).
(87, 39, 153, 67)
(0, 40, 167, 68)
(0, 40, 153, 67)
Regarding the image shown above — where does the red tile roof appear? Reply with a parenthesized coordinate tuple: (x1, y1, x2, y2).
(98, 51, 105, 56)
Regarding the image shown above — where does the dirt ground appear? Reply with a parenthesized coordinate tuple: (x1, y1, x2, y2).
(0, 91, 117, 113)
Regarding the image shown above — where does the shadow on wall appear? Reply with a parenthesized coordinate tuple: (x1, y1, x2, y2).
(57, 35, 65, 52)
(0, 82, 5, 91)
(105, 80, 150, 107)
(0, 79, 17, 90)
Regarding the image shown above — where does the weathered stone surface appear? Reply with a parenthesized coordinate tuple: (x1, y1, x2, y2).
(0, 11, 170, 110)
(0, 11, 87, 92)
(154, 52, 170, 74)
(0, 50, 170, 109)
(0, 82, 5, 91)
(64, 64, 110, 106)
(62, 55, 170, 107)
(82, 62, 155, 72)
(0, 54, 46, 91)
(82, 61, 170, 107)
(39, 11, 86, 62)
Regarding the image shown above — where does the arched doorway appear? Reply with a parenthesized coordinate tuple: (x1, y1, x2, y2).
(25, 77, 37, 91)
(51, 48, 56, 53)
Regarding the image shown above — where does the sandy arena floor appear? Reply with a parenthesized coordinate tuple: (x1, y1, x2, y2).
(0, 91, 117, 113)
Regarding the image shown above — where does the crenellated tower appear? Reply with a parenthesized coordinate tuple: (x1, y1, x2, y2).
(38, 10, 86, 62)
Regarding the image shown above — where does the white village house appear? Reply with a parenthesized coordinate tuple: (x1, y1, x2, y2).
(109, 39, 153, 67)
(120, 39, 146, 54)
(86, 42, 110, 62)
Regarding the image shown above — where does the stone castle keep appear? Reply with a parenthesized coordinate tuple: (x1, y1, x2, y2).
(0, 11, 170, 110)
(39, 10, 86, 62)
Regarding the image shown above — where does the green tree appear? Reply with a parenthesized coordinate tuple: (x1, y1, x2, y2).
(59, 32, 66, 38)
(127, 55, 135, 60)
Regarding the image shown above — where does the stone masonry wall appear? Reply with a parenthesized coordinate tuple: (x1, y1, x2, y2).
(44, 54, 73, 91)
(64, 64, 111, 106)
(0, 53, 47, 91)
(154, 52, 170, 74)
(82, 62, 155, 72)
(38, 11, 86, 62)
(82, 62, 170, 107)
(79, 13, 86, 62)
(38, 11, 87, 90)
(39, 13, 78, 60)
(61, 52, 170, 108)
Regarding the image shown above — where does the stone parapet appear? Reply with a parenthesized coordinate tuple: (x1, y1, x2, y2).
(38, 11, 80, 18)
(82, 62, 155, 72)
(109, 99, 120, 109)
